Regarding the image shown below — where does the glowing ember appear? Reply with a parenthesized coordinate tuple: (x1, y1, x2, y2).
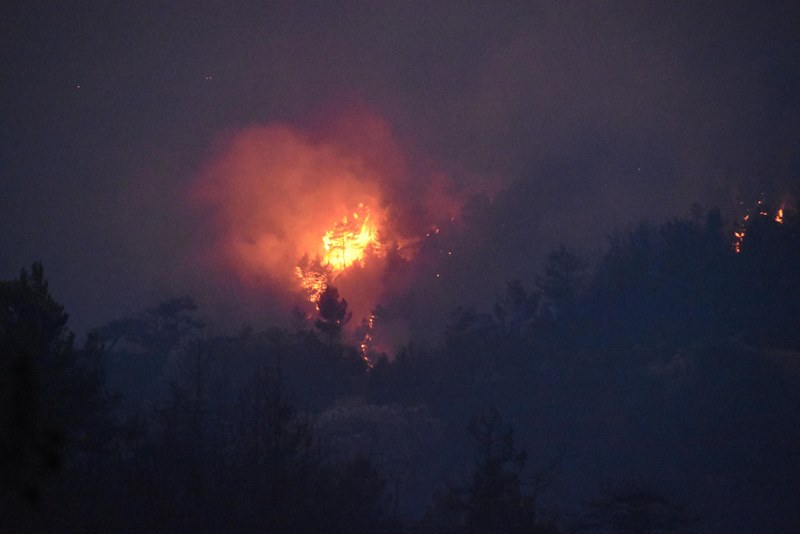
(733, 229, 746, 254)
(358, 313, 377, 368)
(775, 206, 784, 224)
(732, 197, 788, 253)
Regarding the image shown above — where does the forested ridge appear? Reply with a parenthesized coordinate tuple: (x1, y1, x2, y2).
(3, 205, 799, 533)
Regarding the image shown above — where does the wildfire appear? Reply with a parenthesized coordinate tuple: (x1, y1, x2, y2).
(733, 229, 746, 254)
(192, 112, 463, 364)
(359, 313, 377, 368)
(775, 206, 784, 224)
(732, 197, 786, 253)
(296, 203, 384, 303)
(295, 259, 331, 304)
(322, 203, 380, 271)
(295, 205, 384, 368)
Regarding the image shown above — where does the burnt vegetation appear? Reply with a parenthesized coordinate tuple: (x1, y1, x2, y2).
(2, 205, 800, 532)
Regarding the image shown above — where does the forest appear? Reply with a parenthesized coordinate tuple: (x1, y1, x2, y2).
(2, 203, 799, 533)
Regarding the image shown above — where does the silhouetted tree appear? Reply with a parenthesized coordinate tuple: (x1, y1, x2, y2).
(98, 295, 204, 357)
(445, 307, 500, 386)
(315, 285, 352, 349)
(96, 296, 204, 404)
(536, 245, 585, 322)
(731, 201, 800, 348)
(0, 263, 110, 510)
(422, 408, 558, 533)
(322, 454, 400, 533)
(494, 279, 539, 339)
(576, 483, 692, 533)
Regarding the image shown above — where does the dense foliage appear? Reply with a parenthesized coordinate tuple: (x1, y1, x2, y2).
(2, 205, 799, 532)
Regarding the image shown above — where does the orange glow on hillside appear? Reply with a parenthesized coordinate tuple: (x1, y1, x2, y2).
(296, 203, 386, 303)
(191, 108, 463, 349)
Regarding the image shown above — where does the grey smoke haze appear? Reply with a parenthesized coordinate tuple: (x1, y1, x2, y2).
(1, 1, 798, 334)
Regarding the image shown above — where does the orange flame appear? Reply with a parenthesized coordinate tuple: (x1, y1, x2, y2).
(322, 203, 380, 272)
(295, 260, 330, 304)
(296, 203, 385, 303)
(191, 110, 463, 351)
(732, 198, 787, 253)
(775, 206, 784, 224)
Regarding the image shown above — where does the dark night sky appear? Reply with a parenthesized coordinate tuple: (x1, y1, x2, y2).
(2, 1, 799, 334)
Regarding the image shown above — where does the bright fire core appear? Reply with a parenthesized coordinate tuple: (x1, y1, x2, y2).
(322, 203, 379, 271)
(296, 203, 383, 303)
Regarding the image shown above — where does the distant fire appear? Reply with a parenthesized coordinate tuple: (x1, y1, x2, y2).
(359, 312, 377, 368)
(192, 108, 462, 357)
(733, 228, 746, 254)
(732, 197, 786, 253)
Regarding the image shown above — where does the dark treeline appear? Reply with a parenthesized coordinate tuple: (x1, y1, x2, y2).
(2, 205, 800, 532)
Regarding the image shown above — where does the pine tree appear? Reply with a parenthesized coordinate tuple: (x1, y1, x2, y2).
(315, 285, 352, 349)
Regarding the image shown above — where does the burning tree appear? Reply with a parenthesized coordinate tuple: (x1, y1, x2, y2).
(321, 204, 380, 271)
(296, 254, 333, 304)
(297, 203, 383, 304)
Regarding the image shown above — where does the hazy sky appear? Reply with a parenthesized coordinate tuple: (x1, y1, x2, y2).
(2, 1, 798, 335)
